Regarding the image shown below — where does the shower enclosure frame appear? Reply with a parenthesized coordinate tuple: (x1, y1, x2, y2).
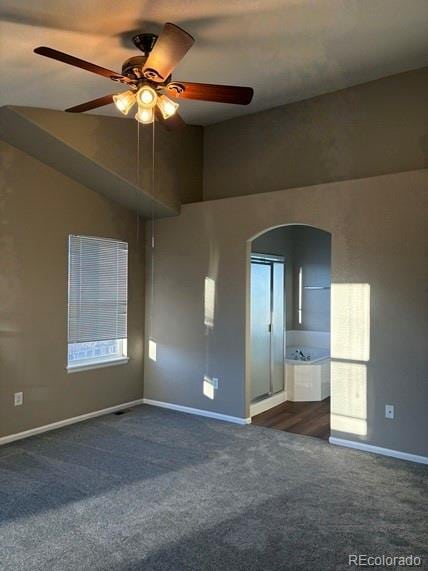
(250, 253, 286, 403)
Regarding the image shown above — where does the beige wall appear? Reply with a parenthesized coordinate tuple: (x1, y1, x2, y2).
(204, 67, 428, 200)
(12, 107, 203, 206)
(291, 226, 331, 332)
(145, 169, 428, 457)
(1, 107, 204, 218)
(0, 141, 144, 438)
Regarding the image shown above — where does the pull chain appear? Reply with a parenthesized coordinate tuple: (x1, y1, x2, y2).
(149, 119, 156, 340)
(136, 121, 140, 242)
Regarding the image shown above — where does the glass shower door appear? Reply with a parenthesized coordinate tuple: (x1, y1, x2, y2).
(271, 261, 284, 394)
(250, 262, 272, 400)
(250, 257, 285, 402)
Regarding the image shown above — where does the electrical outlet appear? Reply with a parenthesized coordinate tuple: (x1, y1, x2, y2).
(14, 392, 23, 407)
(212, 378, 219, 390)
(385, 404, 394, 419)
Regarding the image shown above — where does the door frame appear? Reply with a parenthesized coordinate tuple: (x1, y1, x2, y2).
(245, 223, 332, 419)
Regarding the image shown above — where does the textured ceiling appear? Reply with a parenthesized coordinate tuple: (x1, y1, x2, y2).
(1, 0, 427, 125)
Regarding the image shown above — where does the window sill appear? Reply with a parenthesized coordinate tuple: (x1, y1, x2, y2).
(66, 357, 129, 374)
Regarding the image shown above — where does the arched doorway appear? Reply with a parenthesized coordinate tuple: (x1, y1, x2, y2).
(246, 224, 332, 440)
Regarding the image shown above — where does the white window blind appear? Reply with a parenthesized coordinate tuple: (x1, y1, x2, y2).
(68, 235, 128, 344)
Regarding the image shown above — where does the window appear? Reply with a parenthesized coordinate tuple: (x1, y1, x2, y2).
(67, 235, 129, 371)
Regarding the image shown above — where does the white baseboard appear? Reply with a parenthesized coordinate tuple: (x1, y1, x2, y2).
(0, 399, 144, 446)
(143, 398, 251, 425)
(329, 437, 428, 465)
(250, 391, 287, 417)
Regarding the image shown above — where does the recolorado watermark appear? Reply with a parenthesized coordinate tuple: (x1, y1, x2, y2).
(348, 554, 422, 567)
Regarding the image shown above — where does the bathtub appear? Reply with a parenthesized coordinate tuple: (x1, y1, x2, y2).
(286, 331, 330, 402)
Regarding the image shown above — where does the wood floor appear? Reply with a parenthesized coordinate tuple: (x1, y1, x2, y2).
(252, 398, 330, 440)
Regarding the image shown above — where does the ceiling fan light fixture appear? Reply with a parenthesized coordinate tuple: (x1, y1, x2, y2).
(157, 94, 179, 119)
(112, 90, 136, 115)
(135, 106, 154, 124)
(137, 85, 158, 108)
(35, 22, 254, 128)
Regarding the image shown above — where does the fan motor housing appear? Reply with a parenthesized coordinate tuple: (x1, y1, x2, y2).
(121, 56, 147, 78)
(122, 55, 172, 86)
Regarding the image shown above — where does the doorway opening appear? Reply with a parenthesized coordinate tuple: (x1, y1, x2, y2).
(248, 225, 331, 440)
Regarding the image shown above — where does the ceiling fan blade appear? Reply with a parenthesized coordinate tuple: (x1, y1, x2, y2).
(155, 108, 186, 131)
(34, 47, 135, 85)
(166, 81, 254, 105)
(65, 94, 116, 113)
(143, 23, 194, 83)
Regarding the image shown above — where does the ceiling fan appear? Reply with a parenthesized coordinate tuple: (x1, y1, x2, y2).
(34, 22, 254, 130)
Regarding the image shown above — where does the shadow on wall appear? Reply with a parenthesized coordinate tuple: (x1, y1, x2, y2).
(0, 145, 25, 409)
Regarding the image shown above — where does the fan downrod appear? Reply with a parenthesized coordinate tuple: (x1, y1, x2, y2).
(132, 33, 158, 55)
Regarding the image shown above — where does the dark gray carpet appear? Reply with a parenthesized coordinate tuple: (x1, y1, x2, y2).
(0, 405, 426, 571)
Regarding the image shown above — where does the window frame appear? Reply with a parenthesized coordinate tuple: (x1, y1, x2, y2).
(66, 338, 129, 373)
(66, 235, 129, 373)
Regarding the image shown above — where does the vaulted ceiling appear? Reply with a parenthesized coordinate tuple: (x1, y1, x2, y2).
(1, 0, 427, 125)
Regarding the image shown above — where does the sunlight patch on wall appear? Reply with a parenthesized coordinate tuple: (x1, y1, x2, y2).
(148, 338, 157, 362)
(204, 277, 216, 328)
(331, 361, 367, 436)
(330, 283, 370, 436)
(203, 375, 215, 400)
(331, 283, 370, 362)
